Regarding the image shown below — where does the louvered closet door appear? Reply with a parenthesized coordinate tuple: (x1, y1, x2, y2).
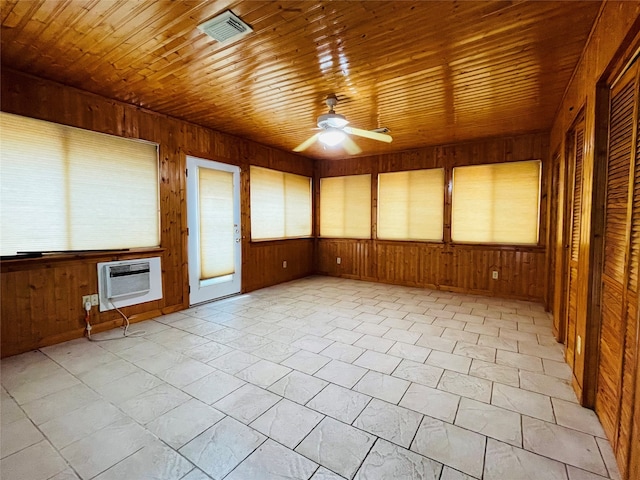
(596, 60, 639, 476)
(566, 124, 584, 370)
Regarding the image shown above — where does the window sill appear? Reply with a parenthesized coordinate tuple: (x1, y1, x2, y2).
(1, 247, 165, 272)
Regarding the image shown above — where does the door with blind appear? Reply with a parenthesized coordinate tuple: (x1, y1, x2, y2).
(187, 157, 241, 305)
(595, 58, 640, 476)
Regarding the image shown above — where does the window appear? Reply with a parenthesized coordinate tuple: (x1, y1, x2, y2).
(0, 112, 159, 256)
(250, 166, 312, 240)
(452, 160, 541, 244)
(320, 174, 371, 238)
(378, 168, 444, 241)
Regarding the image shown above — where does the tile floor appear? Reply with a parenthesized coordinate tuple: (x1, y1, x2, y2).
(0, 276, 622, 480)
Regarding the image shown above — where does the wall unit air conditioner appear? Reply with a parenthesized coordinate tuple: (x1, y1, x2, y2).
(97, 257, 162, 312)
(105, 261, 151, 299)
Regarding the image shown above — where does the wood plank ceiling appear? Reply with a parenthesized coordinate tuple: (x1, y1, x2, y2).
(1, 1, 601, 160)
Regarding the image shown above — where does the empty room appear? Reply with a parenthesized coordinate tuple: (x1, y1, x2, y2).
(1, 1, 639, 479)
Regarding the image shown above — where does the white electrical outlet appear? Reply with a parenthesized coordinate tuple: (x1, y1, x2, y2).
(282, 260, 287, 268)
(82, 295, 91, 307)
(90, 294, 99, 306)
(492, 271, 499, 280)
(336, 257, 341, 265)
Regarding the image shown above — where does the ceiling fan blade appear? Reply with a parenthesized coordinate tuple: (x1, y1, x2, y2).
(293, 133, 320, 152)
(344, 126, 392, 143)
(342, 136, 362, 155)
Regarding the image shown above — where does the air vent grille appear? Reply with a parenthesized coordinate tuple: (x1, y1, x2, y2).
(198, 10, 253, 43)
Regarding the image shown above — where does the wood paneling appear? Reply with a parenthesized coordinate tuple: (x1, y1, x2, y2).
(549, 3, 640, 476)
(0, 69, 315, 357)
(316, 133, 549, 301)
(0, 1, 601, 160)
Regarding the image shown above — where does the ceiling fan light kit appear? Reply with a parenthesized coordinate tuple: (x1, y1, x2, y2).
(294, 94, 392, 154)
(319, 128, 346, 147)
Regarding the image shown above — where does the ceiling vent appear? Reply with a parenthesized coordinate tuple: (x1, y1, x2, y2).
(198, 10, 253, 43)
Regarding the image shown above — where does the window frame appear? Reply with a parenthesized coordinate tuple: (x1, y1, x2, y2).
(249, 166, 313, 242)
(0, 112, 160, 257)
(450, 159, 543, 246)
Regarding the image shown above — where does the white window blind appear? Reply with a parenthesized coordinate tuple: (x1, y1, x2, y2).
(320, 174, 371, 238)
(378, 168, 444, 241)
(199, 168, 235, 279)
(451, 160, 541, 244)
(250, 166, 311, 240)
(0, 112, 159, 256)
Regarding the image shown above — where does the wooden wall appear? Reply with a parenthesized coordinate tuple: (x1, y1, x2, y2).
(0, 69, 314, 358)
(548, 1, 640, 478)
(315, 133, 550, 302)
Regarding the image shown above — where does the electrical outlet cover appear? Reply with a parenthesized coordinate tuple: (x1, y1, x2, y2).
(82, 295, 91, 306)
(90, 294, 99, 306)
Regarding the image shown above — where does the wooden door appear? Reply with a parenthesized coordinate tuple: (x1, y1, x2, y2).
(595, 58, 640, 478)
(565, 119, 585, 370)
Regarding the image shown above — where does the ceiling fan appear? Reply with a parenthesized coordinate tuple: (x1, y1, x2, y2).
(293, 94, 392, 154)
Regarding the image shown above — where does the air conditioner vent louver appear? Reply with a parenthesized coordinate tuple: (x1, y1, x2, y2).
(105, 261, 151, 299)
(198, 11, 253, 43)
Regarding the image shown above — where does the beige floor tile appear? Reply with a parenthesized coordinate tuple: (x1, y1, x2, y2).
(453, 342, 496, 362)
(208, 350, 261, 374)
(93, 442, 193, 480)
(469, 359, 519, 387)
(354, 399, 422, 448)
(411, 416, 486, 478)
(437, 370, 492, 403)
(386, 343, 430, 364)
(440, 466, 478, 479)
(353, 350, 401, 374)
(292, 334, 334, 353)
(0, 440, 67, 480)
(281, 350, 331, 375)
(307, 383, 371, 423)
(0, 277, 619, 480)
(60, 418, 155, 480)
(183, 369, 246, 404)
(22, 383, 99, 425)
(399, 383, 460, 423)
(314, 359, 368, 388)
(519, 371, 577, 402)
(596, 436, 621, 480)
(552, 398, 606, 438)
(354, 439, 442, 480)
(146, 398, 225, 448)
(1, 417, 43, 458)
(119, 383, 190, 424)
(295, 417, 375, 479)
(39, 399, 125, 449)
(353, 370, 410, 404)
(227, 439, 318, 480)
(251, 399, 324, 448)
(235, 359, 291, 388)
(496, 350, 543, 372)
(522, 416, 607, 476)
(321, 342, 366, 363)
(491, 382, 554, 422)
(484, 438, 568, 480)
(179, 416, 266, 479)
(213, 383, 280, 424)
(393, 359, 443, 387)
(354, 334, 395, 353)
(324, 328, 364, 345)
(268, 370, 329, 405)
(455, 398, 521, 447)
